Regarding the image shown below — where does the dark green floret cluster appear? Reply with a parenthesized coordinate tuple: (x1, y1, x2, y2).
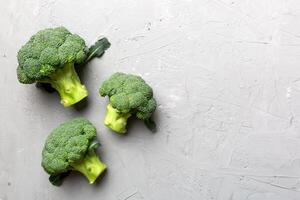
(99, 72, 157, 133)
(17, 27, 87, 84)
(42, 118, 106, 186)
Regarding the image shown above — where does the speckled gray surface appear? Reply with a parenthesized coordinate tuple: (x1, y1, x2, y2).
(1, 0, 300, 199)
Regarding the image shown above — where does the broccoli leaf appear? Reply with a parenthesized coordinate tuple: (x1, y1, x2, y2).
(49, 171, 70, 186)
(86, 38, 111, 62)
(144, 118, 157, 133)
(89, 139, 101, 150)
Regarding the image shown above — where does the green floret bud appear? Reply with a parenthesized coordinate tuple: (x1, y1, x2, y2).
(70, 149, 106, 184)
(104, 104, 132, 134)
(43, 62, 88, 107)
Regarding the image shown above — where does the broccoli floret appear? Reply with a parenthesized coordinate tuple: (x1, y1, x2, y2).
(42, 118, 107, 186)
(17, 27, 110, 107)
(99, 72, 157, 133)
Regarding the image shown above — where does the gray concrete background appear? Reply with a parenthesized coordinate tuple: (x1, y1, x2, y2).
(1, 0, 300, 199)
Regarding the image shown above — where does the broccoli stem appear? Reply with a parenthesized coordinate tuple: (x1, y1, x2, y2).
(104, 103, 132, 134)
(70, 150, 107, 184)
(46, 62, 88, 107)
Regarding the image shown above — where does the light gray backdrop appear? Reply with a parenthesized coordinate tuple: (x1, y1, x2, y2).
(1, 0, 300, 199)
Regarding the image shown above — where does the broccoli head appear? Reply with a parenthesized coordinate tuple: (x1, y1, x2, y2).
(17, 27, 110, 107)
(42, 118, 107, 186)
(99, 72, 157, 133)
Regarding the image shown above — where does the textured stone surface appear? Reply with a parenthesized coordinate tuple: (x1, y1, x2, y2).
(1, 0, 300, 199)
